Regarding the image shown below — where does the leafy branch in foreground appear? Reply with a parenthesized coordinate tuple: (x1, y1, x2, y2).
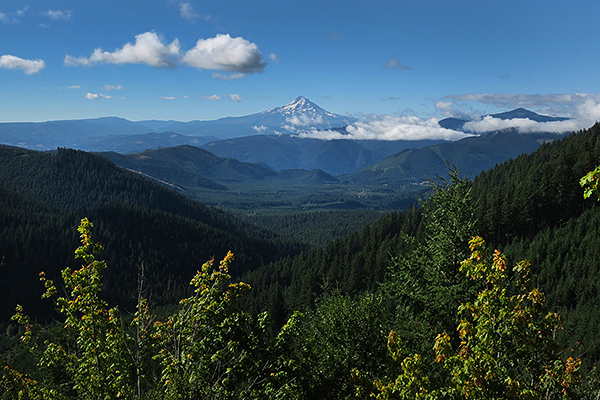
(358, 236, 582, 399)
(435, 236, 581, 399)
(2, 218, 298, 399)
(580, 165, 600, 200)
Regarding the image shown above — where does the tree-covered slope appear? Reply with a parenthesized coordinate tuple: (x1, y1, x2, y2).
(344, 128, 568, 186)
(99, 145, 340, 191)
(472, 124, 600, 245)
(239, 207, 425, 325)
(100, 145, 277, 184)
(202, 134, 384, 175)
(240, 124, 600, 365)
(0, 146, 305, 320)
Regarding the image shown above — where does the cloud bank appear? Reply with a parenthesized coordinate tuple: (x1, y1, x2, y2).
(441, 92, 600, 134)
(297, 115, 473, 141)
(284, 92, 600, 141)
(0, 55, 45, 74)
(462, 117, 581, 134)
(65, 32, 267, 75)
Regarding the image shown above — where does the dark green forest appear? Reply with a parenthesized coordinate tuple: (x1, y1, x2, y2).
(1, 123, 600, 398)
(0, 146, 305, 321)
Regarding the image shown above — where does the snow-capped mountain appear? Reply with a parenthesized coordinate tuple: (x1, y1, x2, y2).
(145, 96, 355, 139)
(262, 96, 342, 119)
(241, 96, 355, 132)
(0, 96, 355, 150)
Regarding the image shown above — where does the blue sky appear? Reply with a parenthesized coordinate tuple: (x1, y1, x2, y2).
(2, 0, 600, 139)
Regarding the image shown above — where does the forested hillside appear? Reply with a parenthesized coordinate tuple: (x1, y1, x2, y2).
(472, 127, 600, 244)
(344, 128, 568, 186)
(0, 146, 304, 320)
(2, 124, 600, 398)
(240, 123, 600, 370)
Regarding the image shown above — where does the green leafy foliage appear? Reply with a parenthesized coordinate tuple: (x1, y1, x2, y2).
(383, 165, 478, 373)
(434, 237, 581, 399)
(9, 218, 133, 399)
(580, 165, 600, 200)
(352, 331, 435, 399)
(152, 252, 263, 399)
(358, 237, 583, 399)
(2, 219, 298, 399)
(286, 293, 394, 399)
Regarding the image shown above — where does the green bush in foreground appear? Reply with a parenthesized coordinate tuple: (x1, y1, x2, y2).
(2, 218, 298, 399)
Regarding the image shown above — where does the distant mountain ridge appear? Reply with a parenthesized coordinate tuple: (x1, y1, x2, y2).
(439, 108, 571, 131)
(343, 128, 568, 185)
(0, 100, 577, 178)
(0, 96, 355, 151)
(200, 134, 452, 175)
(153, 96, 356, 138)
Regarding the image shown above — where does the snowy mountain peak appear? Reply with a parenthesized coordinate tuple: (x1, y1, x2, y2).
(263, 96, 340, 118)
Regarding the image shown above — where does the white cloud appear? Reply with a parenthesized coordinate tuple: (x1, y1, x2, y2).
(160, 96, 176, 100)
(435, 101, 475, 120)
(183, 34, 267, 73)
(16, 6, 29, 17)
(297, 114, 473, 141)
(444, 92, 590, 110)
(577, 96, 600, 126)
(65, 32, 266, 75)
(45, 10, 72, 21)
(441, 92, 600, 134)
(85, 92, 111, 100)
(64, 55, 92, 67)
(269, 53, 280, 63)
(199, 95, 222, 101)
(0, 55, 45, 74)
(252, 125, 269, 133)
(229, 94, 242, 103)
(65, 32, 181, 68)
(286, 114, 325, 127)
(0, 7, 28, 24)
(384, 52, 411, 70)
(103, 84, 123, 91)
(211, 72, 246, 81)
(462, 116, 581, 134)
(179, 3, 199, 22)
(68, 85, 81, 89)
